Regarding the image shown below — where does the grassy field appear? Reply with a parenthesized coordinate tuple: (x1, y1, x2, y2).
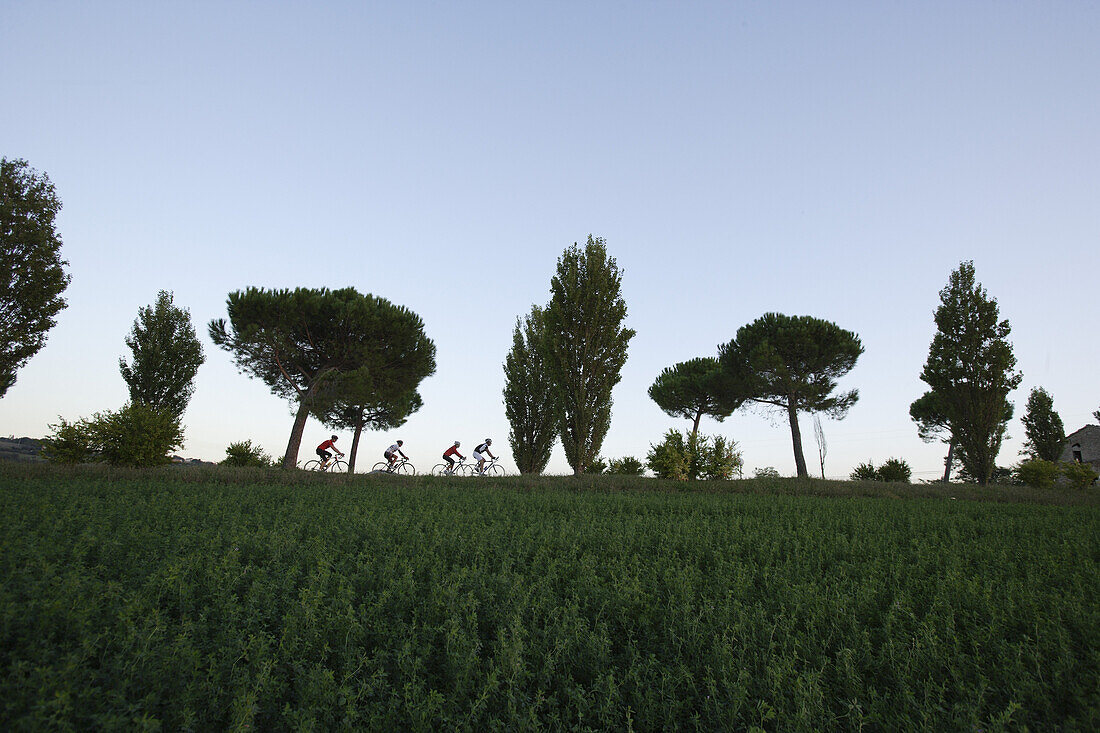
(2, 463, 1098, 730)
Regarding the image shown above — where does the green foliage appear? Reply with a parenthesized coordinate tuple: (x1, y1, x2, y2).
(543, 236, 636, 474)
(606, 456, 645, 476)
(850, 462, 878, 481)
(503, 306, 558, 474)
(41, 418, 94, 463)
(583, 457, 607, 475)
(850, 458, 912, 483)
(648, 357, 745, 437)
(222, 440, 275, 468)
(1015, 459, 1059, 489)
(0, 158, 71, 398)
(2, 464, 1097, 729)
(1021, 387, 1066, 462)
(719, 313, 862, 477)
(919, 261, 1022, 484)
(1061, 461, 1099, 490)
(647, 429, 742, 480)
(43, 403, 183, 467)
(119, 290, 205, 418)
(753, 466, 780, 479)
(209, 287, 435, 469)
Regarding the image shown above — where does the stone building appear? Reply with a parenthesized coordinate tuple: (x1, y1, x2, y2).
(1060, 425, 1100, 473)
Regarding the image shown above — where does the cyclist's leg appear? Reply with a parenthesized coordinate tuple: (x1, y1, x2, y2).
(444, 455, 455, 474)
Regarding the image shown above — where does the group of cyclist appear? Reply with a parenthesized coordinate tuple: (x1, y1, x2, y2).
(315, 435, 498, 474)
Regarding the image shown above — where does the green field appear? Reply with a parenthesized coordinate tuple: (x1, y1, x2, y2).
(2, 464, 1098, 730)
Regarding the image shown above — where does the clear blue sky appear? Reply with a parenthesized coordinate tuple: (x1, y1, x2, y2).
(3, 1, 1098, 477)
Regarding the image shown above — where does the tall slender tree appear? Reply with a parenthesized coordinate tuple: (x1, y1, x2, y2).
(209, 287, 435, 468)
(919, 261, 1021, 485)
(1, 158, 71, 398)
(119, 290, 205, 418)
(719, 313, 863, 478)
(503, 305, 558, 474)
(813, 414, 827, 479)
(543, 236, 635, 475)
(909, 390, 956, 482)
(1020, 387, 1066, 462)
(648, 357, 746, 441)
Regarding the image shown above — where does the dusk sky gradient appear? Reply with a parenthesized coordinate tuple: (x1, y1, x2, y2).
(3, 1, 1098, 477)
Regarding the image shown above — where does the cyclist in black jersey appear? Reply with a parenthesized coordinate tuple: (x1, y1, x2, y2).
(473, 438, 497, 475)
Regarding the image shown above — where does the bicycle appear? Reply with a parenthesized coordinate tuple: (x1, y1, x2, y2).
(303, 456, 348, 473)
(431, 457, 468, 476)
(470, 458, 505, 477)
(372, 457, 417, 475)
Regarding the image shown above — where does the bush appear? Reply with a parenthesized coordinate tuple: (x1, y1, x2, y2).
(222, 440, 274, 468)
(42, 418, 94, 463)
(1015, 459, 1059, 489)
(647, 430, 743, 480)
(877, 458, 912, 483)
(1060, 461, 1098, 490)
(753, 466, 780, 479)
(606, 456, 645, 476)
(584, 457, 607, 475)
(850, 462, 878, 481)
(42, 402, 183, 468)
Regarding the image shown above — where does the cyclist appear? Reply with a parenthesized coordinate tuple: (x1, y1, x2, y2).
(316, 435, 344, 468)
(442, 441, 465, 474)
(384, 440, 408, 471)
(473, 438, 497, 475)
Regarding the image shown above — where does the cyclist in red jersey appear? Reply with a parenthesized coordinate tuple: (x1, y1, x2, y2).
(442, 441, 465, 474)
(316, 435, 344, 468)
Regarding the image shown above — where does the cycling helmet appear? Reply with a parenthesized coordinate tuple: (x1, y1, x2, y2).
(397, 440, 403, 446)
(454, 441, 461, 447)
(485, 438, 492, 444)
(331, 435, 338, 441)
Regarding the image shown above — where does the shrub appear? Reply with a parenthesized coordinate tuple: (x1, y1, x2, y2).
(1015, 459, 1059, 489)
(43, 403, 183, 468)
(584, 457, 607, 475)
(647, 430, 690, 480)
(877, 458, 912, 483)
(606, 456, 645, 476)
(850, 462, 878, 481)
(647, 430, 743, 480)
(1060, 461, 1098, 490)
(222, 440, 274, 468)
(753, 467, 780, 479)
(42, 418, 94, 463)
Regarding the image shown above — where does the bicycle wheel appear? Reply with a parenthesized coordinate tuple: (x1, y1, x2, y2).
(395, 462, 416, 476)
(372, 462, 390, 473)
(431, 463, 452, 476)
(486, 464, 505, 477)
(329, 460, 348, 473)
(303, 459, 321, 471)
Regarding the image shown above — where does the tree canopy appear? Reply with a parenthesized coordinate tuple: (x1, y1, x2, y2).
(1020, 387, 1065, 463)
(312, 374, 424, 473)
(209, 287, 435, 468)
(0, 158, 71, 398)
(543, 236, 635, 475)
(119, 290, 205, 419)
(719, 313, 862, 478)
(909, 390, 956, 482)
(648, 357, 745, 440)
(918, 261, 1021, 484)
(503, 305, 558, 474)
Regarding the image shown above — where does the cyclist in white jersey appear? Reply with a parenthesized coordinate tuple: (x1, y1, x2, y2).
(384, 440, 408, 470)
(473, 438, 497, 474)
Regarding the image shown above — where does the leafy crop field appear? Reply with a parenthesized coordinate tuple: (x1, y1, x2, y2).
(2, 464, 1098, 730)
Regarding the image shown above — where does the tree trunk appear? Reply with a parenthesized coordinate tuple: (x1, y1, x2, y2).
(787, 398, 809, 478)
(942, 440, 954, 483)
(283, 396, 312, 469)
(691, 409, 703, 442)
(348, 414, 364, 473)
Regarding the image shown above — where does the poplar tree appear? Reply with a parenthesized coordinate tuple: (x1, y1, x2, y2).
(209, 287, 435, 468)
(119, 290, 205, 418)
(1020, 387, 1065, 462)
(719, 313, 863, 478)
(1, 158, 71, 397)
(919, 261, 1021, 484)
(503, 305, 558, 474)
(648, 357, 746, 441)
(543, 236, 635, 475)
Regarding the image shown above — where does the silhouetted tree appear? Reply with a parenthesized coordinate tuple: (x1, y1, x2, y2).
(648, 357, 746, 441)
(503, 306, 558, 474)
(1020, 387, 1065, 462)
(119, 290, 205, 418)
